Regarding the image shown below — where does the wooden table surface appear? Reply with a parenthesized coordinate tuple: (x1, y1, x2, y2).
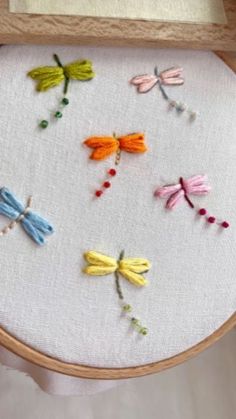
(0, 0, 235, 51)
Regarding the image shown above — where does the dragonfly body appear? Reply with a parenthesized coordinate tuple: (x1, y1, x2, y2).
(0, 187, 54, 245)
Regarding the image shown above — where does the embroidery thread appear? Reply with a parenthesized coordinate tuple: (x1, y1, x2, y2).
(154, 175, 229, 229)
(0, 187, 54, 245)
(84, 133, 147, 197)
(28, 54, 95, 129)
(83, 250, 151, 335)
(130, 66, 197, 120)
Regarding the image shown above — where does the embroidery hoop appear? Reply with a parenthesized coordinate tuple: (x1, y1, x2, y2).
(0, 46, 235, 380)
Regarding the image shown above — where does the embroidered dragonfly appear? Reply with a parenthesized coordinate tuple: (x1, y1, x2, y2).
(130, 66, 197, 120)
(28, 54, 95, 129)
(83, 250, 151, 335)
(154, 175, 229, 229)
(0, 187, 54, 245)
(84, 133, 148, 197)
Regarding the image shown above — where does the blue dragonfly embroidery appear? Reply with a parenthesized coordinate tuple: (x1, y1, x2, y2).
(0, 187, 54, 245)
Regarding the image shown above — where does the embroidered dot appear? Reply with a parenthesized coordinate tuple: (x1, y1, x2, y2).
(208, 216, 216, 224)
(39, 120, 48, 129)
(62, 97, 69, 105)
(189, 111, 197, 120)
(108, 168, 117, 176)
(103, 181, 111, 188)
(95, 190, 103, 197)
(140, 327, 148, 336)
(221, 221, 229, 229)
(122, 304, 132, 313)
(55, 111, 63, 118)
(199, 208, 207, 216)
(176, 103, 186, 112)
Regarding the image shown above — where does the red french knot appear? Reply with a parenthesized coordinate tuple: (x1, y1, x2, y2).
(103, 181, 111, 188)
(207, 216, 216, 224)
(95, 190, 103, 197)
(221, 221, 229, 229)
(108, 168, 116, 176)
(198, 208, 207, 216)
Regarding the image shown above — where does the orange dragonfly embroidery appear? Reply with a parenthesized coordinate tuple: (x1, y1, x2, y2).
(84, 133, 148, 197)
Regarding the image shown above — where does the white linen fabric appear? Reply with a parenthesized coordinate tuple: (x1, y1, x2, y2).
(0, 46, 235, 371)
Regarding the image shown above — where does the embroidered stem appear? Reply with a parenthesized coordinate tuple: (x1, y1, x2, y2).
(115, 148, 121, 166)
(53, 54, 69, 95)
(155, 67, 169, 100)
(179, 177, 194, 209)
(53, 54, 63, 67)
(63, 77, 69, 95)
(115, 271, 124, 300)
(115, 250, 148, 336)
(154, 66, 196, 119)
(114, 249, 125, 300)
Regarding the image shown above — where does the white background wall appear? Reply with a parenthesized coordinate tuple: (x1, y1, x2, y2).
(0, 330, 235, 419)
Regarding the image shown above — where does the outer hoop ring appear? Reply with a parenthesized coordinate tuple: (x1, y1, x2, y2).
(0, 313, 235, 380)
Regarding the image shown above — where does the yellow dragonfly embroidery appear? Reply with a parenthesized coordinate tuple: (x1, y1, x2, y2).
(83, 250, 151, 335)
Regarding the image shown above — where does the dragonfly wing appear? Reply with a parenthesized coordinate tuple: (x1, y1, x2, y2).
(186, 175, 208, 187)
(130, 74, 157, 85)
(21, 218, 46, 246)
(0, 188, 24, 213)
(189, 186, 211, 195)
(28, 66, 64, 91)
(154, 184, 181, 198)
(184, 175, 211, 195)
(130, 74, 158, 93)
(64, 60, 95, 81)
(160, 67, 183, 79)
(84, 136, 119, 160)
(160, 67, 184, 85)
(119, 133, 147, 153)
(138, 78, 158, 93)
(162, 77, 184, 86)
(166, 189, 185, 209)
(0, 202, 19, 219)
(26, 211, 54, 235)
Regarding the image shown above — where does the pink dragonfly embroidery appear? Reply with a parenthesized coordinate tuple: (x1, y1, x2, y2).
(130, 66, 197, 119)
(130, 66, 184, 94)
(154, 175, 229, 229)
(155, 175, 210, 209)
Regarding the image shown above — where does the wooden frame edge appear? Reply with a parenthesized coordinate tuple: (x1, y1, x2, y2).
(0, 313, 235, 379)
(215, 51, 236, 73)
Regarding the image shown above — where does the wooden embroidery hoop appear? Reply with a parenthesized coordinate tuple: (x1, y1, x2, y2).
(0, 1, 235, 380)
(0, 313, 235, 379)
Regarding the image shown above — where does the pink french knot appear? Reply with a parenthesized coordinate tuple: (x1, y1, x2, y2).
(154, 175, 229, 230)
(130, 66, 197, 120)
